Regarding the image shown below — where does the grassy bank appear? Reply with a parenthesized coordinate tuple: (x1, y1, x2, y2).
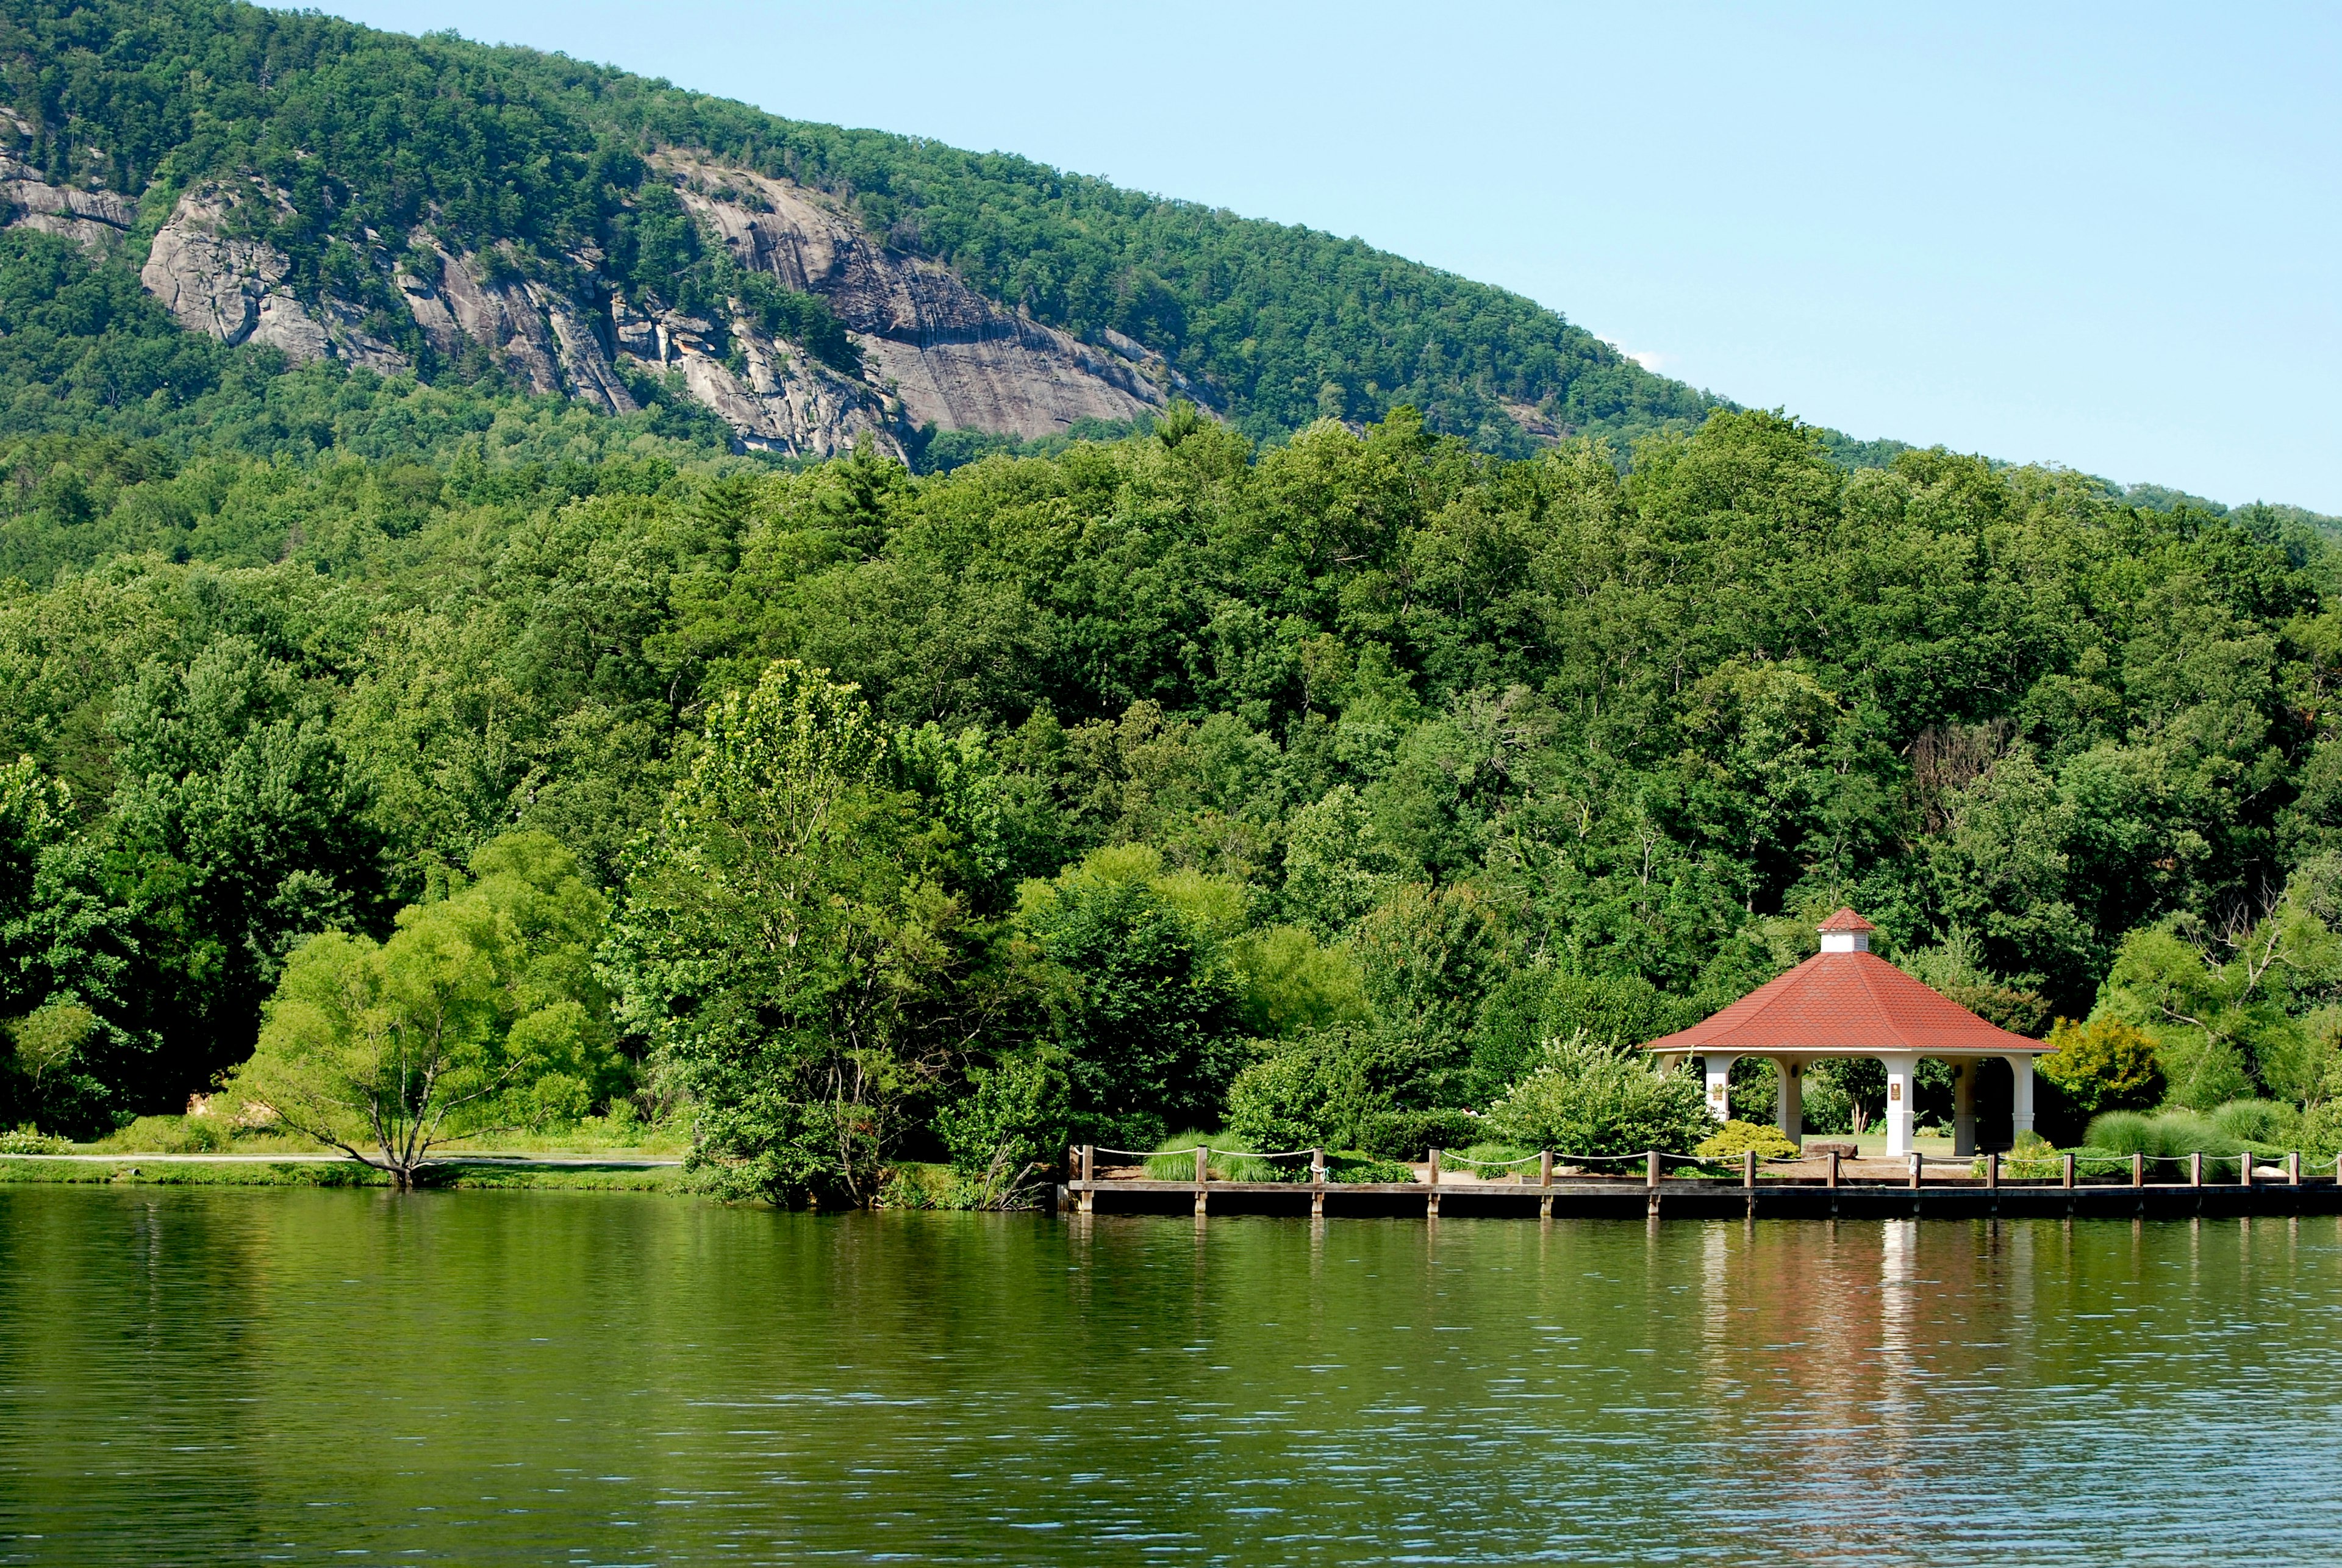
(0, 1156, 687, 1192)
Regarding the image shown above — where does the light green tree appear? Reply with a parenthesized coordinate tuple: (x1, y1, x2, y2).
(223, 831, 615, 1187)
(2094, 864, 2342, 1108)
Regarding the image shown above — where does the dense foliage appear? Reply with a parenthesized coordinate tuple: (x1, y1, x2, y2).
(0, 0, 1711, 451)
(5, 0, 2342, 1186)
(2, 389, 2341, 1183)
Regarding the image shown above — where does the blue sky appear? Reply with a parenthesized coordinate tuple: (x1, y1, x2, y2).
(324, 1, 2341, 512)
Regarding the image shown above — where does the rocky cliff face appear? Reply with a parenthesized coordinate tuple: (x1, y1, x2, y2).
(0, 118, 1189, 461)
(0, 110, 134, 253)
(140, 184, 411, 372)
(661, 155, 1192, 442)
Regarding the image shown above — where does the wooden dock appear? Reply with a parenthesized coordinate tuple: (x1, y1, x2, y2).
(1057, 1146, 2342, 1221)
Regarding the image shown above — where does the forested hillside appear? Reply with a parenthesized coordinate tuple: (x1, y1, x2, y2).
(2, 0, 2340, 1195)
(0, 0, 1709, 457)
(6, 378, 2342, 1185)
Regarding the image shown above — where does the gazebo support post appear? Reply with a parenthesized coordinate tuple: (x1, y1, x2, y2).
(1774, 1059, 1803, 1147)
(1882, 1052, 1920, 1157)
(2007, 1054, 2037, 1145)
(1702, 1053, 1736, 1123)
(1952, 1059, 1978, 1158)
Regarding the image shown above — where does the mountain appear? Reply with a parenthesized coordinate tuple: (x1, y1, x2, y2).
(0, 0, 1714, 465)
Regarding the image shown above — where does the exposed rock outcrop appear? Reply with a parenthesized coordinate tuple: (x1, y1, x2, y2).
(7, 124, 1203, 461)
(611, 292, 900, 459)
(661, 155, 1190, 441)
(0, 111, 135, 254)
(0, 153, 134, 251)
(141, 185, 408, 371)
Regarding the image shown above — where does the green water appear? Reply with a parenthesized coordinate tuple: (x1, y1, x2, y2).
(3, 1187, 2340, 1564)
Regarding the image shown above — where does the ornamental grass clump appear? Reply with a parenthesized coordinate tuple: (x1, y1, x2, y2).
(2083, 1107, 2246, 1159)
(1141, 1132, 1309, 1183)
(1438, 1142, 1541, 1176)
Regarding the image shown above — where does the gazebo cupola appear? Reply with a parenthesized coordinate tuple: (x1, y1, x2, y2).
(1817, 907, 1874, 953)
(1644, 908, 2057, 1156)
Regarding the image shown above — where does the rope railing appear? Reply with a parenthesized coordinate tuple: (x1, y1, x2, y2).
(1074, 1141, 2337, 1187)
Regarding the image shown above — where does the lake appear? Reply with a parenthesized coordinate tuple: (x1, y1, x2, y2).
(2, 1186, 2339, 1564)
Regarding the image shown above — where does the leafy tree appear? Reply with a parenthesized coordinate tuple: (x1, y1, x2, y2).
(606, 661, 962, 1204)
(2094, 874, 2342, 1108)
(1011, 847, 1248, 1150)
(224, 830, 617, 1186)
(105, 636, 387, 1087)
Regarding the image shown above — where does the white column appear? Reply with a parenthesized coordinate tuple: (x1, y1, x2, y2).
(2007, 1054, 2036, 1144)
(1952, 1059, 1977, 1157)
(1775, 1059, 1803, 1145)
(1882, 1053, 1920, 1156)
(1702, 1053, 1736, 1122)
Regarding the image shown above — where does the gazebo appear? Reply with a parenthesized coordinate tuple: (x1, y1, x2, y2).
(1643, 909, 2056, 1156)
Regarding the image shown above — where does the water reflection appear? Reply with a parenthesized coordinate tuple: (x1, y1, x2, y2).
(2, 1190, 2340, 1565)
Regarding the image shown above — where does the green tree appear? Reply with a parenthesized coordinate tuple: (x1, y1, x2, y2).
(607, 662, 962, 1205)
(225, 830, 617, 1186)
(1013, 846, 1249, 1150)
(2094, 875, 2342, 1108)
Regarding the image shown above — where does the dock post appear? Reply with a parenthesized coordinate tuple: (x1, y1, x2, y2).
(2240, 1151, 2254, 1189)
(1910, 1152, 1922, 1191)
(2133, 1152, 2144, 1189)
(2062, 1153, 2075, 1190)
(2190, 1151, 2202, 1188)
(1311, 1147, 1325, 1217)
(1080, 1144, 1095, 1214)
(1743, 1148, 1756, 1190)
(2288, 1151, 2301, 1187)
(1194, 1145, 1208, 1217)
(1986, 1150, 1999, 1190)
(1426, 1148, 1441, 1219)
(1539, 1148, 1553, 1219)
(1645, 1150, 1661, 1217)
(1827, 1149, 1841, 1189)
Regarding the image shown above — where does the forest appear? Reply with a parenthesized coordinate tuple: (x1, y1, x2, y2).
(7, 197, 2342, 1194)
(4, 0, 2342, 1198)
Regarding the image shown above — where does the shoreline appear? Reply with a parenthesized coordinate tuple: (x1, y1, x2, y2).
(0, 1151, 687, 1192)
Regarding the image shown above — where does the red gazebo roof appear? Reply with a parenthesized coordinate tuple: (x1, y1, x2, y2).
(1644, 919, 2050, 1057)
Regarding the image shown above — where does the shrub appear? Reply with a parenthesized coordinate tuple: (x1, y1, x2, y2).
(1224, 1043, 1347, 1151)
(1484, 1035, 1713, 1158)
(1327, 1152, 1417, 1184)
(936, 1050, 1072, 1209)
(2039, 1017, 2164, 1117)
(0, 1125, 66, 1154)
(2301, 1100, 2342, 1162)
(92, 1114, 232, 1153)
(1358, 1106, 1480, 1161)
(1223, 1026, 1455, 1155)
(1694, 1120, 1800, 1162)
